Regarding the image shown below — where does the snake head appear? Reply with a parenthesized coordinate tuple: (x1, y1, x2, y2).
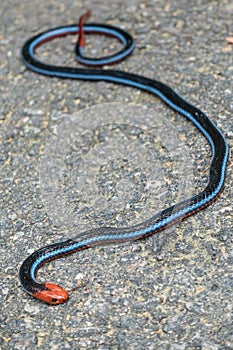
(33, 283, 69, 305)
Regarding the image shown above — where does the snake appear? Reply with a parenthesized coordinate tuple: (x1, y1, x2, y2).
(19, 11, 228, 305)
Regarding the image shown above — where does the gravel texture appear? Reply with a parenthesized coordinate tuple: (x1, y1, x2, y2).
(0, 1, 232, 349)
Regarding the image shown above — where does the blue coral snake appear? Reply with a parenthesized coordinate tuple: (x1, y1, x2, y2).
(19, 11, 228, 304)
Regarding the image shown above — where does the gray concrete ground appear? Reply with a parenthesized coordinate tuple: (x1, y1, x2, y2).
(0, 1, 232, 349)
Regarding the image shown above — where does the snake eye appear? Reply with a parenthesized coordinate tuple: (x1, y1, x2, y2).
(52, 298, 58, 303)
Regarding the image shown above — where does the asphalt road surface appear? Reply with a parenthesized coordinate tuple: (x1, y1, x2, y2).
(1, 1, 232, 349)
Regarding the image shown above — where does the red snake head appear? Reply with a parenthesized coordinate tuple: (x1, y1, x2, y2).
(33, 283, 69, 305)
